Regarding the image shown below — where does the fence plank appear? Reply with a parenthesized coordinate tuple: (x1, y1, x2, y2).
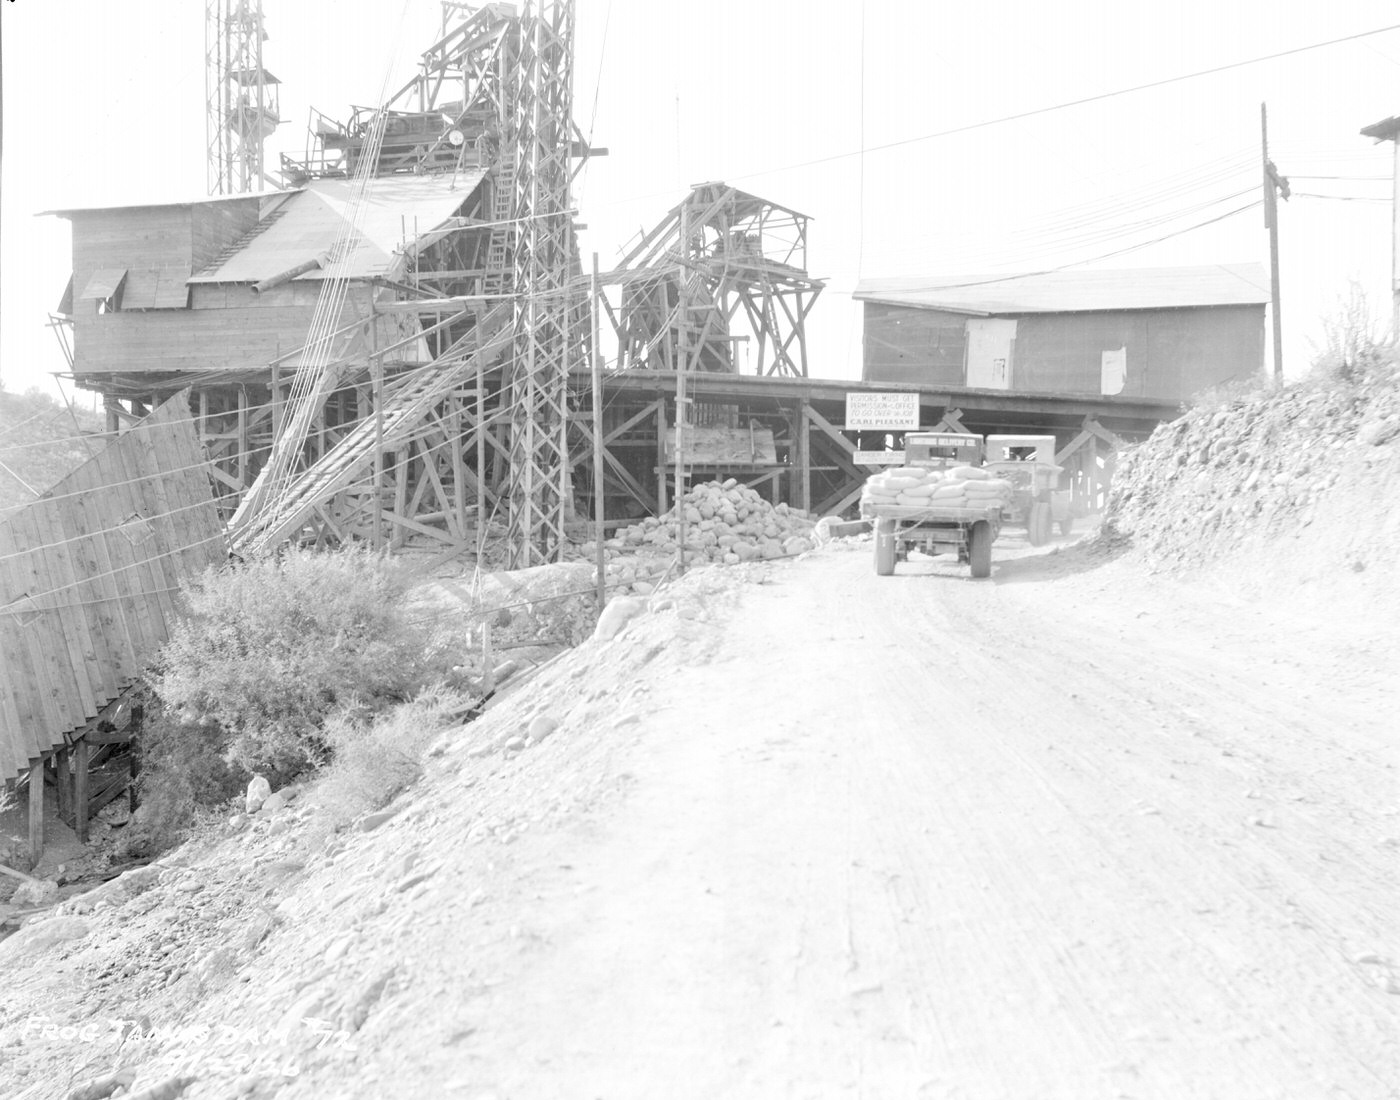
(1, 393, 223, 785)
(54, 468, 123, 702)
(31, 497, 100, 720)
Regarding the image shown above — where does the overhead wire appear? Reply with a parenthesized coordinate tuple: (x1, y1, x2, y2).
(22, 21, 1393, 562)
(847, 199, 1265, 295)
(721, 22, 1400, 184)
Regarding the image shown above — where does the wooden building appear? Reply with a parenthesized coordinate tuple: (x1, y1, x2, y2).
(857, 265, 1268, 401)
(854, 265, 1270, 508)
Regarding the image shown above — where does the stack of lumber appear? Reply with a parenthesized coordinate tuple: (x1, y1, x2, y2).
(860, 465, 1014, 515)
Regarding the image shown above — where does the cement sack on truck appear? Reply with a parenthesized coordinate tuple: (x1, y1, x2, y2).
(863, 492, 901, 506)
(946, 466, 992, 481)
(899, 482, 941, 498)
(929, 484, 968, 500)
(875, 476, 925, 494)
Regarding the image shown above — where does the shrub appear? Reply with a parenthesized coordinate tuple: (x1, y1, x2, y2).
(154, 548, 453, 781)
(1309, 281, 1393, 385)
(124, 697, 247, 856)
(312, 684, 476, 830)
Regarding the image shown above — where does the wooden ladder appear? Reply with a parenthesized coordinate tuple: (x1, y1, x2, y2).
(482, 156, 516, 300)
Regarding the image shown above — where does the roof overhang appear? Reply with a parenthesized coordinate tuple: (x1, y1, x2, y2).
(854, 264, 1271, 315)
(1360, 115, 1400, 142)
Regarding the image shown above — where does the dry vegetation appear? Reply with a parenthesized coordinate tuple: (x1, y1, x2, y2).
(130, 549, 482, 853)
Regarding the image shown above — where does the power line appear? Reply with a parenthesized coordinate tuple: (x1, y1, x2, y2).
(725, 22, 1400, 183)
(1293, 192, 1391, 202)
(857, 200, 1264, 295)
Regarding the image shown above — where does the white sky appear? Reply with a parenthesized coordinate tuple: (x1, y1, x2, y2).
(2, 0, 1397, 403)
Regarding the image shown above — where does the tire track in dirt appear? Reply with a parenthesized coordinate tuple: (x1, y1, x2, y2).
(299, 548, 1399, 1099)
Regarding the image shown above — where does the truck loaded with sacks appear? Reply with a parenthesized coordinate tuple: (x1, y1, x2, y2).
(858, 432, 1015, 579)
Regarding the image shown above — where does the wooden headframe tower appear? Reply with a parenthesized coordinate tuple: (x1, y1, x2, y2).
(205, 0, 282, 194)
(57, 0, 593, 568)
(610, 183, 822, 378)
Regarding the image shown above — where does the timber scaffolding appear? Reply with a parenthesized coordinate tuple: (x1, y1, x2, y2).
(53, 1, 1161, 570)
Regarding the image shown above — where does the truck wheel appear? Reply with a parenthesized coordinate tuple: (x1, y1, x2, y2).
(875, 518, 896, 576)
(968, 521, 992, 579)
(1027, 503, 1050, 546)
(1058, 513, 1074, 537)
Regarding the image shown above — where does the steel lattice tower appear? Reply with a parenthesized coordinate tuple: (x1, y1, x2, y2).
(205, 0, 282, 194)
(504, 0, 580, 567)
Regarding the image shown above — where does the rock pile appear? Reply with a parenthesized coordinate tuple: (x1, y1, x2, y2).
(1104, 358, 1400, 600)
(588, 479, 817, 570)
(860, 465, 1013, 514)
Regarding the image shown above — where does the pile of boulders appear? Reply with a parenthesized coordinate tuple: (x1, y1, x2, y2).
(1105, 358, 1400, 569)
(585, 479, 817, 570)
(860, 464, 1013, 514)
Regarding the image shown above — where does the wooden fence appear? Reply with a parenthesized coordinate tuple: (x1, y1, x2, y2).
(0, 394, 226, 786)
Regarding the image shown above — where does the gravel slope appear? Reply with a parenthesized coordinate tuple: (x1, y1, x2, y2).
(4, 534, 1396, 1100)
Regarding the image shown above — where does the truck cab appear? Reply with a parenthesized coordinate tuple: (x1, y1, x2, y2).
(904, 432, 984, 473)
(983, 434, 1073, 544)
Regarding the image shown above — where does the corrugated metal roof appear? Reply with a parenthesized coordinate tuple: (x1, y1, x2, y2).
(853, 264, 1271, 315)
(189, 174, 487, 284)
(43, 191, 289, 216)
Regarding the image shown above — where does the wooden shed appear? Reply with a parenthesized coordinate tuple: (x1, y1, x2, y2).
(851, 265, 1269, 512)
(855, 264, 1269, 403)
(51, 174, 488, 387)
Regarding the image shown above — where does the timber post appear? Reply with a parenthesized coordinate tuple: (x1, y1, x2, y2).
(28, 758, 43, 862)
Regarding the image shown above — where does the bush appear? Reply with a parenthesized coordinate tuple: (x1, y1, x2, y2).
(1309, 282, 1393, 385)
(313, 684, 475, 830)
(154, 549, 454, 781)
(125, 697, 247, 856)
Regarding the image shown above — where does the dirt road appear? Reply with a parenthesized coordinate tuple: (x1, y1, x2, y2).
(8, 536, 1396, 1100)
(307, 539, 1398, 1099)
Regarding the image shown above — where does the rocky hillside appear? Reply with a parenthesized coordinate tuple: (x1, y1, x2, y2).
(1104, 353, 1400, 618)
(0, 389, 106, 512)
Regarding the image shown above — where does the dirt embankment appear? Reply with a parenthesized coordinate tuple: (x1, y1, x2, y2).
(1, 367, 1398, 1100)
(1106, 357, 1400, 618)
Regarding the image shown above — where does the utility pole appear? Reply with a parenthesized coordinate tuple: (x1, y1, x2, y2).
(590, 253, 607, 611)
(1261, 103, 1290, 383)
(674, 204, 689, 574)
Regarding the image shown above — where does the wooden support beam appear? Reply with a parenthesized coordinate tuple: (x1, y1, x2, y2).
(816, 480, 867, 518)
(802, 404, 872, 516)
(74, 740, 89, 844)
(1083, 415, 1126, 450)
(932, 408, 967, 433)
(656, 400, 668, 514)
(797, 398, 812, 512)
(1055, 429, 1095, 467)
(604, 448, 659, 515)
(28, 759, 43, 861)
(392, 447, 411, 550)
(802, 403, 859, 457)
(56, 750, 71, 824)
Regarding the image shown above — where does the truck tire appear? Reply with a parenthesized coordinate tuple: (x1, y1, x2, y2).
(1027, 502, 1051, 546)
(874, 518, 897, 576)
(968, 521, 992, 579)
(1058, 513, 1074, 537)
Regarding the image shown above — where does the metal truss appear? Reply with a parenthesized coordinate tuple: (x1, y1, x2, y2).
(205, 0, 282, 194)
(503, 0, 580, 567)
